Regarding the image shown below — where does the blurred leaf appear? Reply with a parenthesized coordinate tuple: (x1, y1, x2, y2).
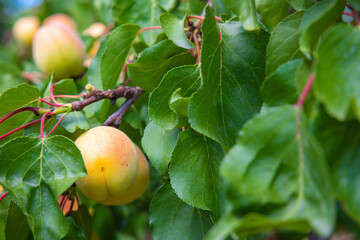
(160, 13, 193, 49)
(149, 182, 213, 240)
(63, 218, 86, 240)
(141, 122, 179, 177)
(111, 0, 164, 45)
(169, 129, 225, 218)
(261, 59, 301, 107)
(299, 0, 346, 56)
(0, 84, 40, 144)
(5, 202, 31, 240)
(221, 106, 334, 237)
(223, 0, 259, 31)
(0, 136, 86, 239)
(149, 65, 200, 129)
(189, 7, 269, 148)
(128, 39, 194, 92)
(255, 0, 288, 29)
(101, 24, 140, 90)
(158, 0, 177, 11)
(286, 0, 316, 10)
(314, 24, 360, 121)
(266, 11, 304, 76)
(312, 107, 360, 224)
(0, 197, 11, 240)
(71, 205, 93, 240)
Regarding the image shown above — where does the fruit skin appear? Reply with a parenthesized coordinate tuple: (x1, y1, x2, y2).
(0, 185, 3, 193)
(43, 13, 77, 31)
(32, 24, 86, 80)
(75, 126, 139, 203)
(83, 22, 106, 38)
(12, 16, 40, 46)
(99, 145, 150, 205)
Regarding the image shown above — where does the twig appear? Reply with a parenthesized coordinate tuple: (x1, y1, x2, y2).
(71, 85, 144, 112)
(102, 88, 144, 128)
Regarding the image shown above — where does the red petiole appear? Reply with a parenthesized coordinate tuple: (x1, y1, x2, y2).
(0, 191, 8, 201)
(0, 118, 49, 141)
(0, 107, 42, 124)
(39, 98, 65, 107)
(296, 73, 315, 107)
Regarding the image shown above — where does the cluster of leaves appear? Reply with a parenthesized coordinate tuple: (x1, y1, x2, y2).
(1, 0, 360, 239)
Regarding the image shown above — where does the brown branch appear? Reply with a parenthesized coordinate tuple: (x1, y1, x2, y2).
(71, 85, 144, 112)
(102, 94, 140, 128)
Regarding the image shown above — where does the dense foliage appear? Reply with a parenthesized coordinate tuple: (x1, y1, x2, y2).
(0, 0, 360, 239)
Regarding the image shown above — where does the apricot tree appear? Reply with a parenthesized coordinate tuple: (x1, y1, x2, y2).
(0, 0, 360, 239)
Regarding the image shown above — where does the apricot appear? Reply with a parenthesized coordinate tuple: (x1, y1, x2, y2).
(12, 16, 40, 46)
(32, 24, 86, 80)
(43, 13, 77, 31)
(75, 126, 139, 203)
(99, 145, 150, 205)
(83, 22, 106, 38)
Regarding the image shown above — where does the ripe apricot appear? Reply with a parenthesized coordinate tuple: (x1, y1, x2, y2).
(83, 22, 106, 38)
(43, 13, 77, 31)
(99, 145, 150, 205)
(75, 126, 139, 203)
(32, 24, 86, 80)
(12, 16, 40, 46)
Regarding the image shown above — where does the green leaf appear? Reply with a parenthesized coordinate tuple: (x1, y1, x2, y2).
(0, 196, 10, 240)
(63, 218, 86, 240)
(5, 202, 31, 240)
(223, 0, 259, 31)
(169, 88, 191, 124)
(189, 7, 269, 148)
(261, 59, 301, 107)
(299, 0, 346, 56)
(0, 84, 40, 144)
(100, 24, 141, 90)
(128, 39, 194, 92)
(169, 129, 225, 218)
(111, 0, 164, 45)
(255, 0, 289, 29)
(286, 0, 316, 10)
(71, 205, 93, 240)
(314, 24, 360, 121)
(160, 13, 194, 49)
(149, 65, 200, 129)
(0, 136, 87, 239)
(60, 111, 90, 133)
(141, 122, 179, 177)
(311, 107, 360, 224)
(266, 11, 305, 76)
(149, 182, 213, 240)
(221, 106, 334, 237)
(158, 0, 177, 11)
